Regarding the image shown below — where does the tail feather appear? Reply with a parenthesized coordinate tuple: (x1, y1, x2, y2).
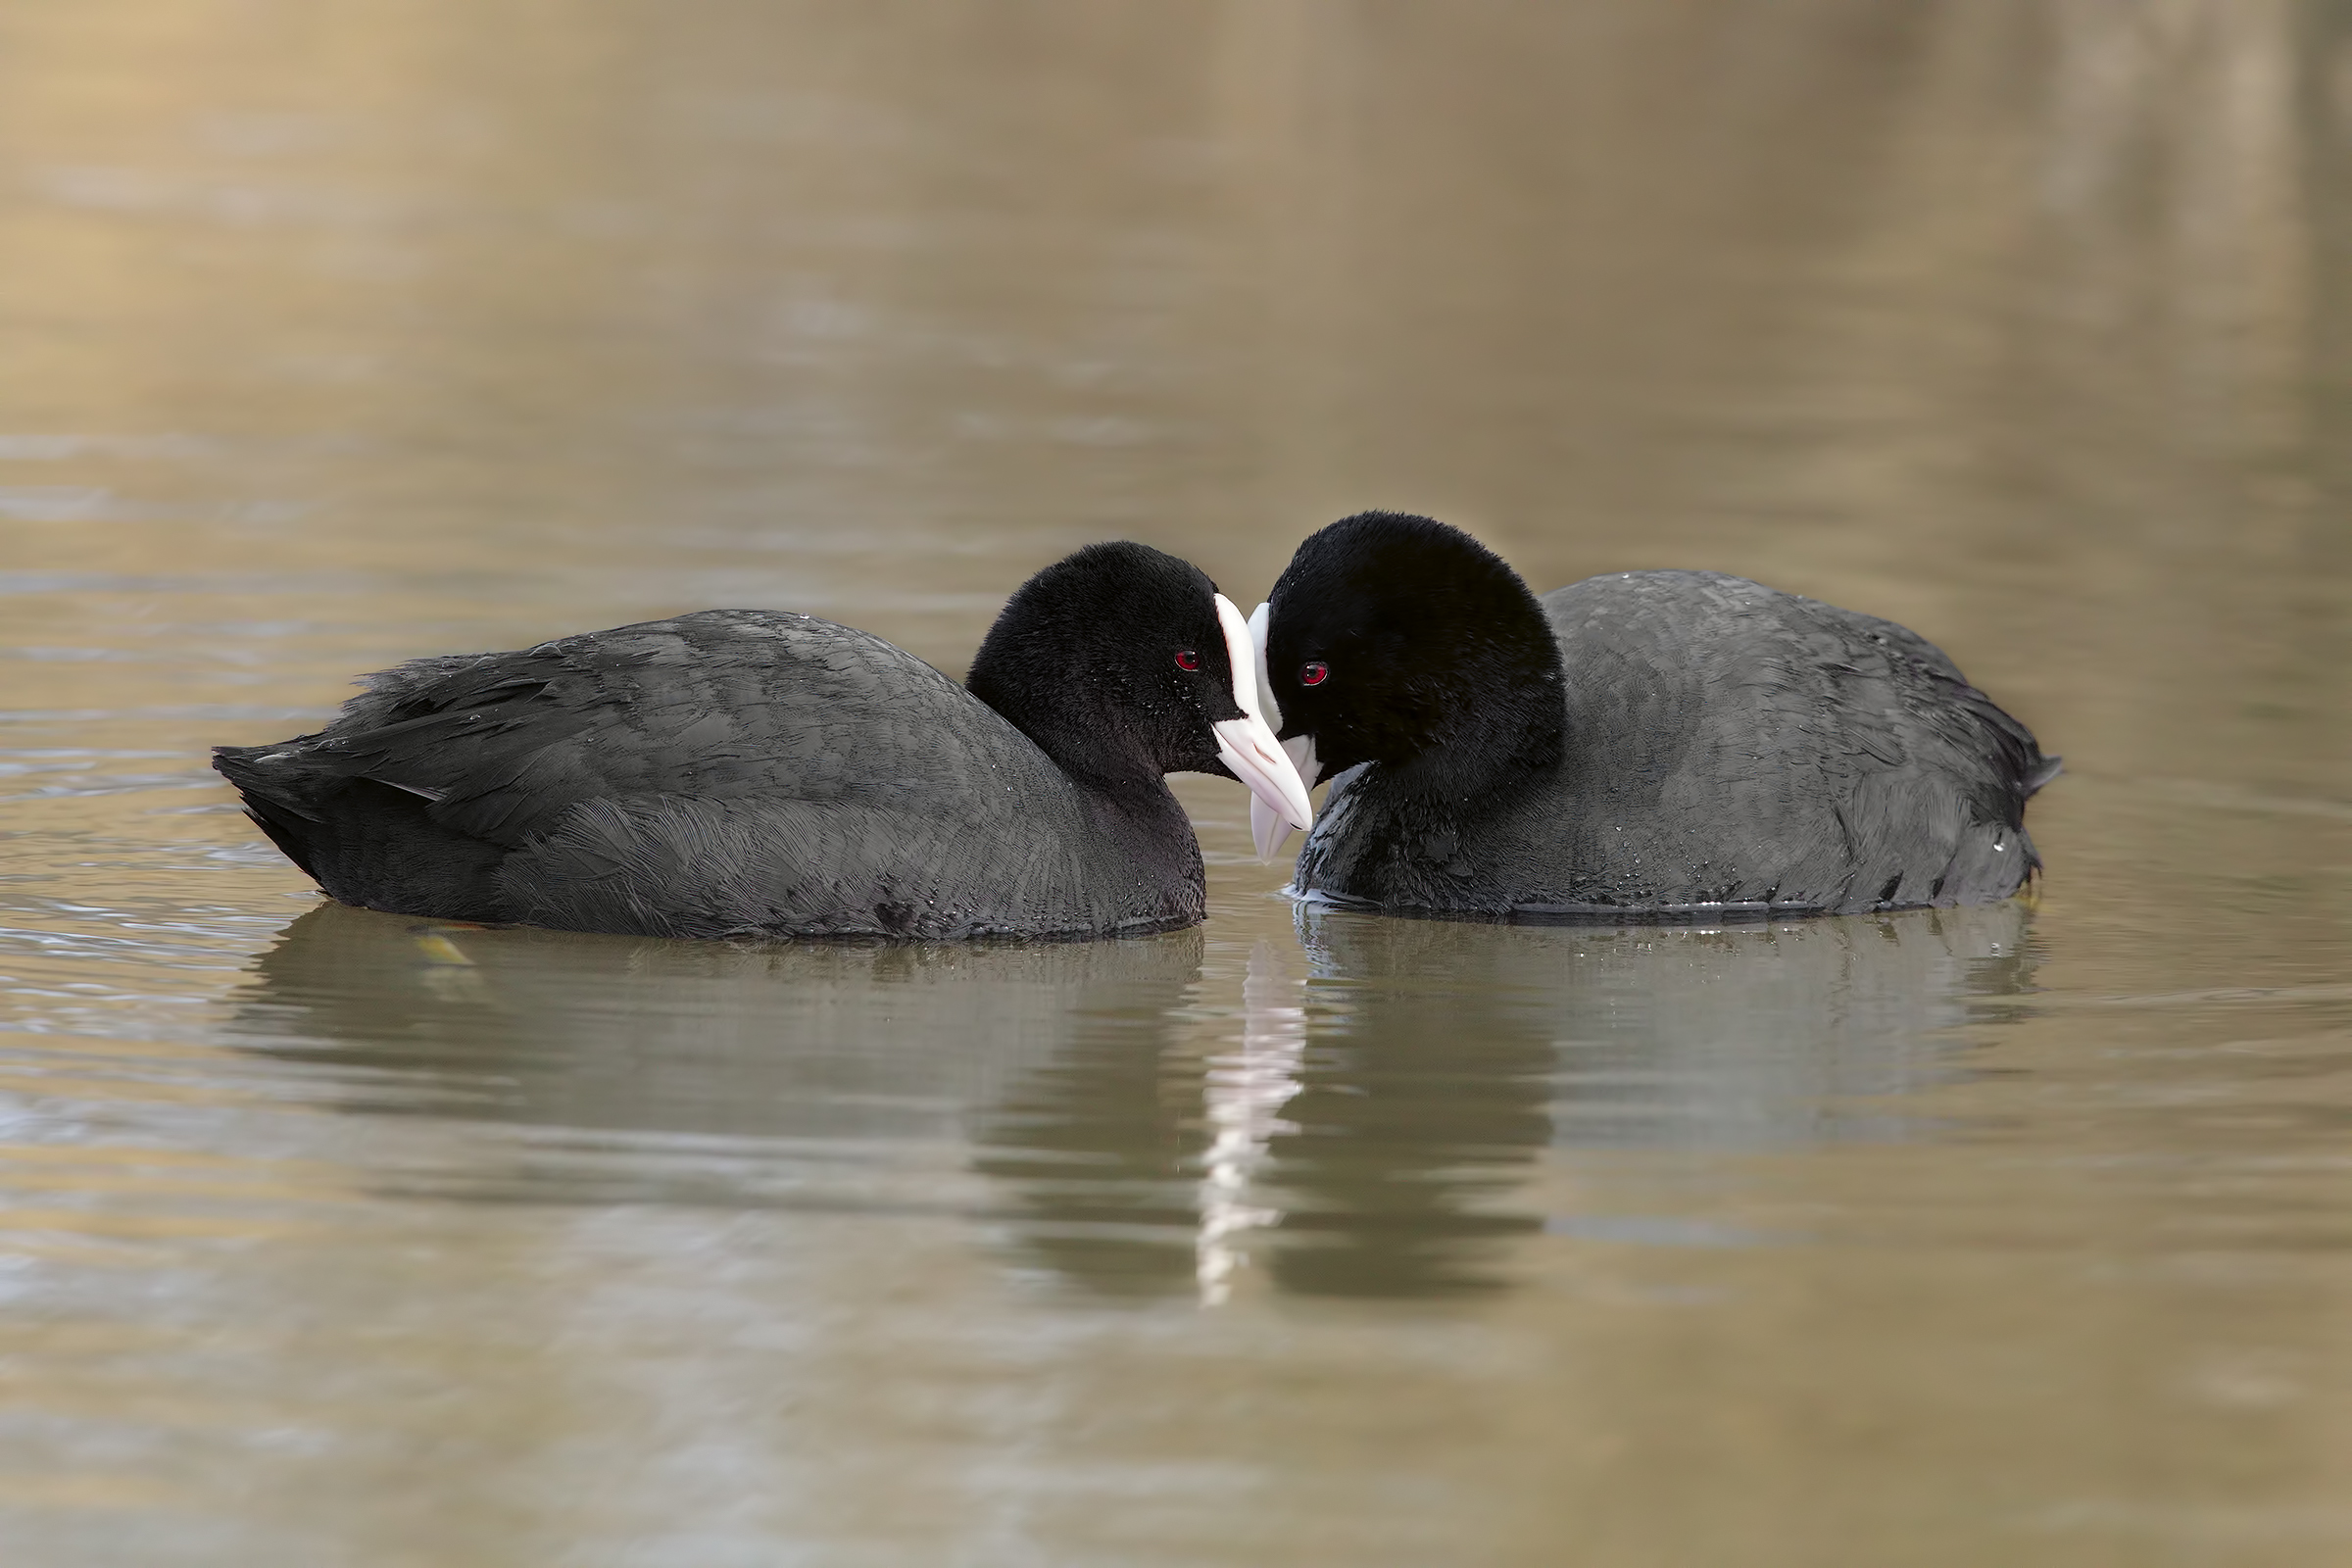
(215, 743, 329, 877)
(216, 741, 516, 919)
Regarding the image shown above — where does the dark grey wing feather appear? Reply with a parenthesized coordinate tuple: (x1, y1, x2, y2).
(1527, 571, 2051, 913)
(320, 612, 874, 845)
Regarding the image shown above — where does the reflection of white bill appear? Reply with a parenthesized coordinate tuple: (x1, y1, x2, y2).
(1196, 940, 1308, 1306)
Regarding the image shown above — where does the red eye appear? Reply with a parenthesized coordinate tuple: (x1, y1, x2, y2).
(1174, 649, 1200, 671)
(1300, 662, 1329, 686)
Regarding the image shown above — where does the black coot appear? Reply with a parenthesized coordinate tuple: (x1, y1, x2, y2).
(1248, 513, 2058, 921)
(215, 542, 1312, 941)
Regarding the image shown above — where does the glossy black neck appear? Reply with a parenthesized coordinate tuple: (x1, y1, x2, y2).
(966, 644, 1201, 897)
(1376, 593, 1568, 811)
(969, 665, 1170, 797)
(1080, 772, 1202, 880)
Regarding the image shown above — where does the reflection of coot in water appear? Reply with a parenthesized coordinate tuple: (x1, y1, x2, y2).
(974, 1020, 1214, 1298)
(1264, 900, 2036, 1298)
(973, 900, 2034, 1301)
(227, 901, 1201, 1205)
(978, 926, 1544, 1301)
(1303, 897, 2036, 1151)
(1587, 898, 2034, 1146)
(964, 903, 2032, 1306)
(1261, 924, 1555, 1298)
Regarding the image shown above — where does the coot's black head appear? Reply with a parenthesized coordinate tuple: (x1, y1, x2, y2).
(967, 542, 1311, 834)
(1260, 511, 1565, 787)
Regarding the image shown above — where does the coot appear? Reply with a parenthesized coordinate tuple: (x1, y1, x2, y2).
(1247, 513, 2057, 920)
(216, 542, 1312, 941)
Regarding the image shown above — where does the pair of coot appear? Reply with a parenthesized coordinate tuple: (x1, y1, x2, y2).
(217, 514, 2055, 939)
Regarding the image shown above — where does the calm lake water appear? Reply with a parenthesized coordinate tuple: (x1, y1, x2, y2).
(3, 3, 2350, 1563)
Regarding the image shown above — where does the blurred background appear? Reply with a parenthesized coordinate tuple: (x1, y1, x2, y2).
(2, 3, 2349, 1564)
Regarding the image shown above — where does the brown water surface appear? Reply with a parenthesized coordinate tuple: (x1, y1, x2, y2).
(2, 3, 2350, 1563)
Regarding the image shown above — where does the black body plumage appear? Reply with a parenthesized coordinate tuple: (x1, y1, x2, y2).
(215, 544, 1258, 941)
(1266, 513, 2059, 921)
